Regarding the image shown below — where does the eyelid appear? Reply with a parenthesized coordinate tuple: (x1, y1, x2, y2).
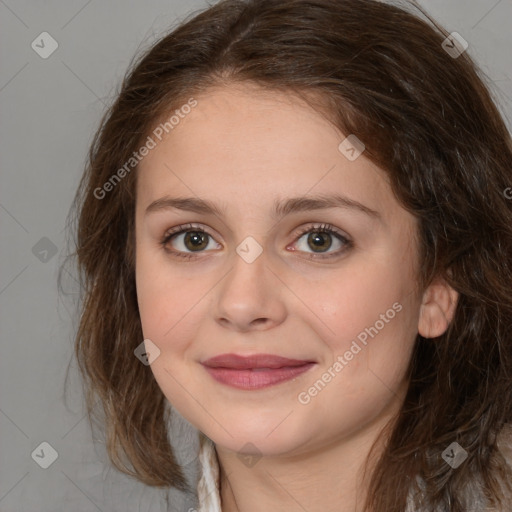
(161, 222, 349, 243)
(161, 222, 210, 242)
(292, 223, 349, 243)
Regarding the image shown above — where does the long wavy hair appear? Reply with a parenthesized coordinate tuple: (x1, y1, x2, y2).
(63, 0, 512, 510)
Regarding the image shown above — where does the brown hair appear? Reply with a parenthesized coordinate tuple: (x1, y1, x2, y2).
(63, 0, 512, 510)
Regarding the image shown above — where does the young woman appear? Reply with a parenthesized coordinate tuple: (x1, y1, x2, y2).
(67, 0, 512, 510)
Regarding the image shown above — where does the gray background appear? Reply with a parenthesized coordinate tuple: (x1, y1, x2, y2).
(0, 1, 511, 511)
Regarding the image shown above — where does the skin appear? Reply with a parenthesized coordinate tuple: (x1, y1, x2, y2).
(135, 83, 458, 512)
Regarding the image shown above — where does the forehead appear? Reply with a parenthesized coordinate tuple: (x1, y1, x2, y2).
(136, 84, 399, 223)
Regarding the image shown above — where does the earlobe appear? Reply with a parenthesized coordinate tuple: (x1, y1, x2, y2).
(418, 277, 459, 339)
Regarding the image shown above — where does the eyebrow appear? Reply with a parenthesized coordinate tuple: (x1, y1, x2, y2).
(145, 194, 382, 221)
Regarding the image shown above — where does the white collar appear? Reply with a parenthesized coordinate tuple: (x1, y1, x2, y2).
(197, 434, 222, 512)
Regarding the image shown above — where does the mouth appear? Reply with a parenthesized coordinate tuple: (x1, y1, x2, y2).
(201, 353, 317, 390)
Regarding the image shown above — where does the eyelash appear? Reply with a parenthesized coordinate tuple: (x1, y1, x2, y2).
(160, 222, 352, 261)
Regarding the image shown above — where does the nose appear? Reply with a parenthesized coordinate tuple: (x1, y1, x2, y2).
(213, 246, 287, 333)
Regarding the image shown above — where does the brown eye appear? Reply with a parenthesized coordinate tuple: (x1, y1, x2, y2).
(160, 224, 221, 259)
(182, 231, 209, 251)
(306, 231, 333, 252)
(292, 223, 351, 259)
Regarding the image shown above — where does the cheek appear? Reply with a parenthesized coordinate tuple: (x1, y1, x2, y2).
(299, 258, 409, 343)
(293, 255, 417, 392)
(135, 249, 194, 347)
(135, 252, 204, 409)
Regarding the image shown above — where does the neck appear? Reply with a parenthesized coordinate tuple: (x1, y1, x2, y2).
(215, 416, 394, 512)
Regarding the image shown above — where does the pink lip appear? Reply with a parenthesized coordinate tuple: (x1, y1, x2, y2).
(201, 353, 316, 390)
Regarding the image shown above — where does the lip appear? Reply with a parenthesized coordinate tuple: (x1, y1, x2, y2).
(201, 353, 317, 390)
(202, 353, 315, 369)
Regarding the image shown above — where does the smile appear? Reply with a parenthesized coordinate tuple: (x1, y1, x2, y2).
(202, 362, 317, 390)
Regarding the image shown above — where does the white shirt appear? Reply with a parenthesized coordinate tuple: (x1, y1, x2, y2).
(197, 434, 222, 512)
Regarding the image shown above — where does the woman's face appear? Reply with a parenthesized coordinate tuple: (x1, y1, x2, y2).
(135, 83, 429, 457)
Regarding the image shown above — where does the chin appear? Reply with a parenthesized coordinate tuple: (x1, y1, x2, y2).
(206, 419, 309, 457)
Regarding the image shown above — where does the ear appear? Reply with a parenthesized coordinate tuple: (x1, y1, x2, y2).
(418, 276, 459, 338)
